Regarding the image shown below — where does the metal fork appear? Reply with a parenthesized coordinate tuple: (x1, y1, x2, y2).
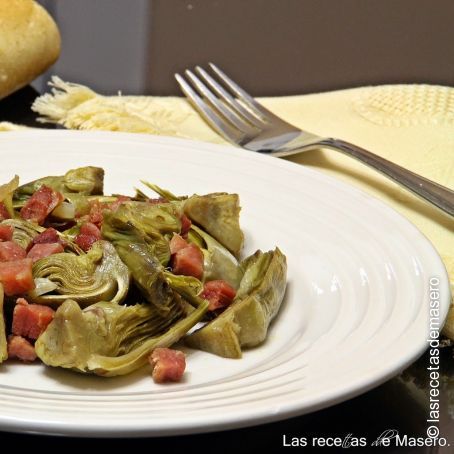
(175, 64, 454, 217)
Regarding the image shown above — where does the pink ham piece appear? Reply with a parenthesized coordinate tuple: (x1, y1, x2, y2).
(180, 214, 192, 237)
(75, 222, 102, 252)
(171, 243, 204, 280)
(149, 348, 186, 383)
(0, 241, 26, 262)
(0, 202, 10, 221)
(202, 280, 237, 312)
(0, 258, 34, 296)
(12, 298, 55, 340)
(20, 185, 64, 225)
(27, 243, 64, 263)
(169, 233, 189, 255)
(87, 200, 104, 228)
(7, 335, 37, 362)
(0, 224, 13, 242)
(32, 227, 60, 245)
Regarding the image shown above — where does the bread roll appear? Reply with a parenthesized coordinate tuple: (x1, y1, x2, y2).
(0, 0, 60, 100)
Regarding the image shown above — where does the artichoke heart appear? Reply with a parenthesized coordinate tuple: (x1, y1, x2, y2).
(13, 166, 104, 207)
(186, 248, 287, 358)
(0, 219, 43, 250)
(35, 295, 208, 376)
(184, 193, 244, 258)
(0, 285, 7, 363)
(29, 241, 130, 307)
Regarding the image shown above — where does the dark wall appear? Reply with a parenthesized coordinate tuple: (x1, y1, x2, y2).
(148, 0, 454, 96)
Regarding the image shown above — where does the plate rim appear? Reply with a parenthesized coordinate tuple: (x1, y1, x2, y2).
(0, 130, 450, 437)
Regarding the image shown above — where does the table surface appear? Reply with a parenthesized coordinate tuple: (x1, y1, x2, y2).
(0, 86, 453, 453)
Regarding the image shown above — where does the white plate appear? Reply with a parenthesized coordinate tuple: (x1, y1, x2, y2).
(0, 131, 450, 437)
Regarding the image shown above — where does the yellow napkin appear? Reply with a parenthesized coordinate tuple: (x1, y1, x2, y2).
(1, 78, 453, 336)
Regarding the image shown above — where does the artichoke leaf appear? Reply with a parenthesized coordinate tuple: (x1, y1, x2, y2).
(140, 181, 180, 202)
(13, 166, 104, 207)
(35, 295, 208, 377)
(163, 271, 204, 308)
(186, 248, 287, 358)
(0, 285, 7, 363)
(115, 240, 174, 314)
(190, 225, 243, 288)
(102, 212, 175, 313)
(29, 241, 130, 307)
(118, 201, 184, 236)
(184, 193, 244, 258)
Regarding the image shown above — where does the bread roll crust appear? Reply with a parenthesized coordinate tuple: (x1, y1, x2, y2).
(0, 0, 61, 99)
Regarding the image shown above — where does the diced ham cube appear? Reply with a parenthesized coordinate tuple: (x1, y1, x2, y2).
(32, 227, 60, 245)
(169, 233, 189, 255)
(202, 280, 237, 311)
(172, 243, 204, 280)
(180, 214, 192, 237)
(27, 243, 64, 263)
(0, 224, 14, 242)
(87, 200, 104, 228)
(0, 258, 34, 296)
(20, 185, 64, 225)
(149, 348, 186, 383)
(0, 241, 26, 262)
(7, 335, 37, 361)
(12, 298, 55, 339)
(0, 202, 11, 221)
(75, 222, 102, 252)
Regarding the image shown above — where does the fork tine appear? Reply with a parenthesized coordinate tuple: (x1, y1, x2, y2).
(184, 70, 256, 135)
(209, 63, 289, 123)
(194, 66, 265, 128)
(175, 73, 245, 144)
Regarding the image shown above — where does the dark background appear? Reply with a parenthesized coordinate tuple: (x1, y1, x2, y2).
(148, 0, 454, 95)
(36, 0, 454, 96)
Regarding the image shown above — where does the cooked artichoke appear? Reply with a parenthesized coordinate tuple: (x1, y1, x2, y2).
(186, 248, 287, 358)
(141, 181, 181, 202)
(0, 175, 19, 217)
(13, 166, 104, 207)
(0, 285, 7, 363)
(35, 295, 208, 376)
(103, 202, 184, 266)
(61, 194, 118, 220)
(190, 225, 243, 288)
(0, 219, 43, 250)
(29, 241, 130, 307)
(138, 183, 244, 258)
(61, 166, 104, 195)
(184, 193, 244, 258)
(0, 219, 82, 254)
(103, 209, 209, 315)
(102, 211, 174, 309)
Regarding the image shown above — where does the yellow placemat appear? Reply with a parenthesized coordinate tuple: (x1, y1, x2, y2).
(1, 78, 453, 336)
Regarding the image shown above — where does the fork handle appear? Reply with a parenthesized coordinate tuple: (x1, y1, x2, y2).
(318, 138, 454, 217)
